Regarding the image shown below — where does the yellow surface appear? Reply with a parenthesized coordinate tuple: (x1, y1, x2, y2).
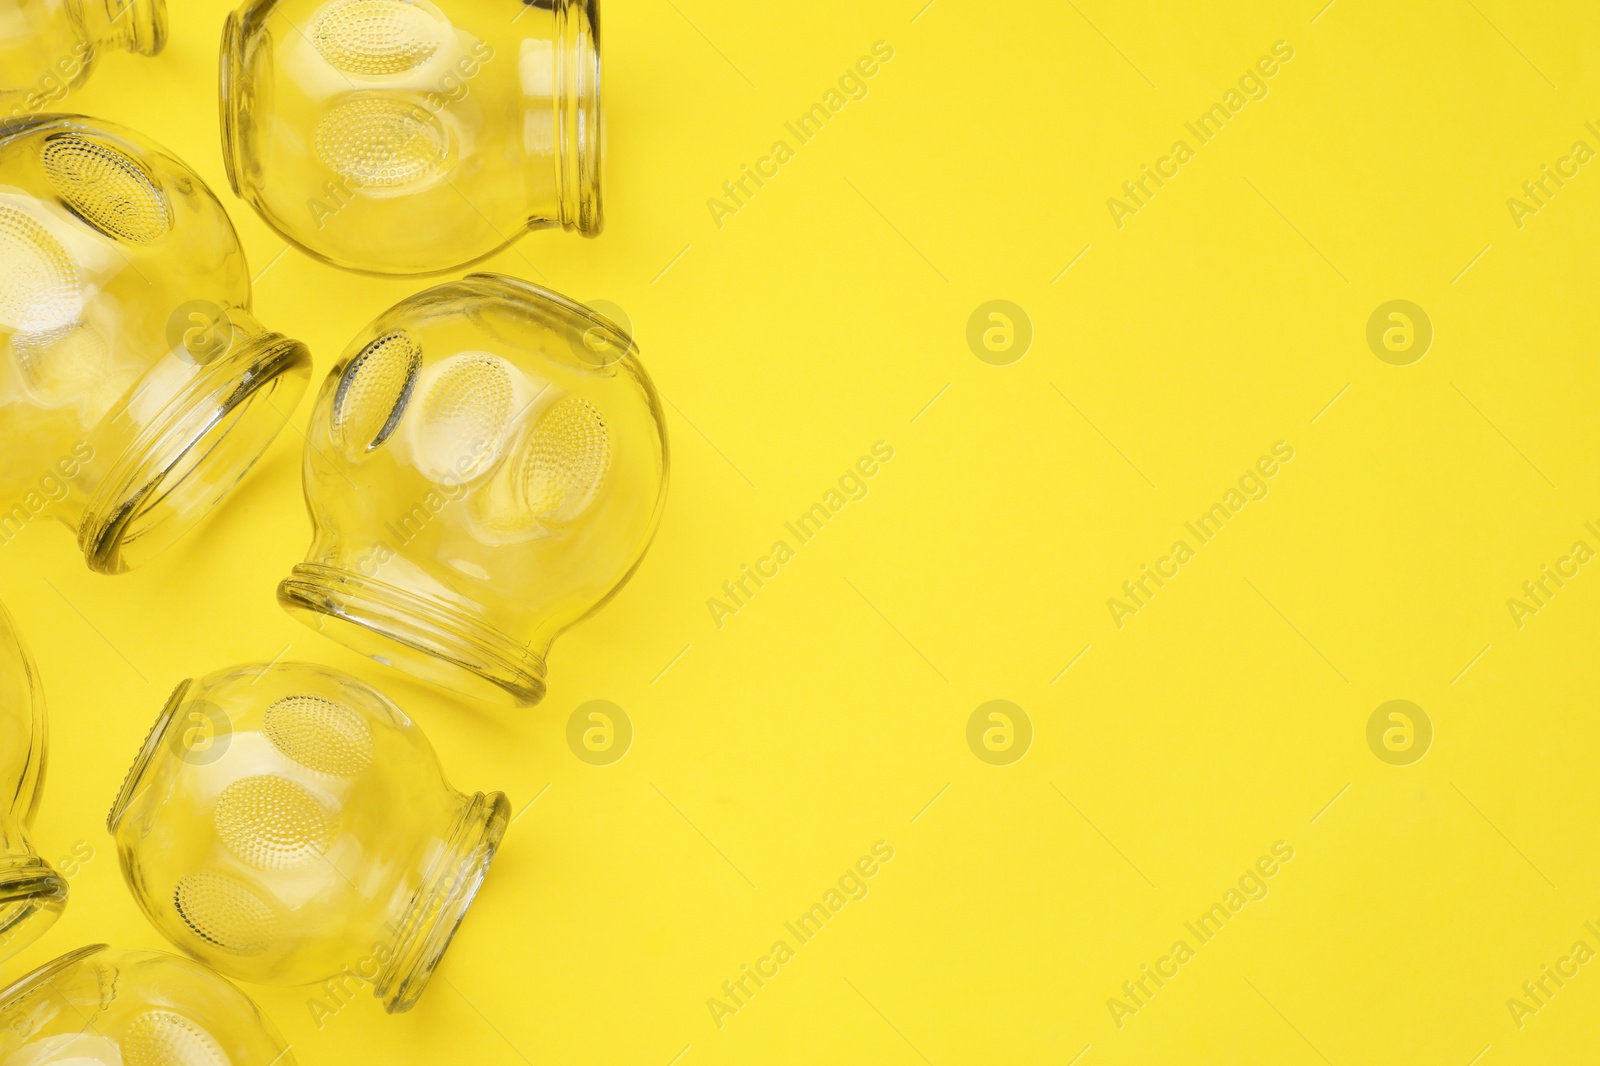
(4, 0, 1600, 1062)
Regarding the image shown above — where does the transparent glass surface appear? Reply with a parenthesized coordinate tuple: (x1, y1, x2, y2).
(277, 273, 667, 707)
(0, 599, 63, 964)
(107, 661, 509, 1014)
(221, 0, 601, 275)
(0, 0, 167, 119)
(0, 943, 295, 1064)
(0, 115, 310, 573)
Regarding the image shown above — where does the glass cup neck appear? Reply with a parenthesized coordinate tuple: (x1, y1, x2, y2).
(70, 0, 166, 56)
(374, 789, 509, 1013)
(278, 564, 550, 706)
(67, 307, 309, 574)
(525, 0, 603, 236)
(0, 843, 67, 963)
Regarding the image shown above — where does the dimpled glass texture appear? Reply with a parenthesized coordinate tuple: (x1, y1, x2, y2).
(0, 115, 310, 573)
(0, 599, 64, 964)
(221, 0, 602, 275)
(277, 273, 667, 707)
(107, 661, 509, 1014)
(0, 944, 295, 1065)
(0, 0, 167, 118)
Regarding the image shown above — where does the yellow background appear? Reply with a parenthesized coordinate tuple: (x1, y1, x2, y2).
(4, 0, 1600, 1062)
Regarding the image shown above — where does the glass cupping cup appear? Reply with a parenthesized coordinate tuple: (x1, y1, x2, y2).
(108, 661, 509, 1013)
(0, 944, 296, 1064)
(0, 0, 168, 118)
(278, 274, 667, 707)
(0, 599, 65, 964)
(0, 114, 310, 573)
(221, 0, 602, 275)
